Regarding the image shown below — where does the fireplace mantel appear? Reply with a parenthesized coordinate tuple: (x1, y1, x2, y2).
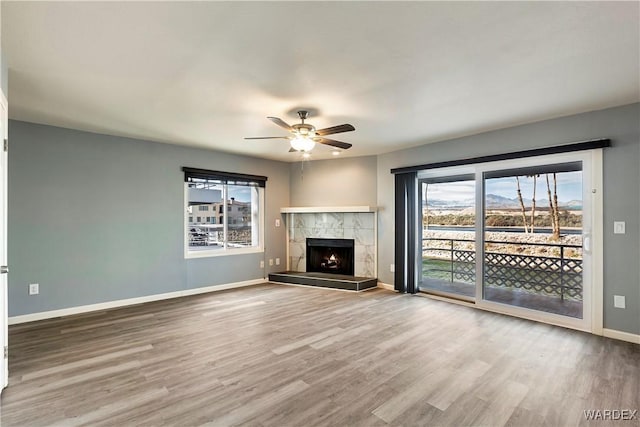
(280, 206, 377, 213)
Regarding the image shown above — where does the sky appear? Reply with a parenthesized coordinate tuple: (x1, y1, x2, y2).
(426, 180, 476, 203)
(425, 171, 583, 203)
(487, 171, 582, 202)
(228, 186, 254, 203)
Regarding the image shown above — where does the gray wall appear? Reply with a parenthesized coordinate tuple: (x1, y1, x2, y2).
(0, 52, 6, 97)
(0, 2, 6, 98)
(289, 155, 377, 207)
(7, 104, 640, 335)
(8, 120, 289, 316)
(377, 103, 640, 335)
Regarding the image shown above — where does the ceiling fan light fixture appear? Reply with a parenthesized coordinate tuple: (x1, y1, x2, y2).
(245, 110, 354, 154)
(290, 136, 315, 152)
(332, 150, 340, 156)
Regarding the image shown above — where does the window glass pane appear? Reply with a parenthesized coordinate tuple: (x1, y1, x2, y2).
(421, 178, 476, 298)
(483, 166, 584, 318)
(187, 181, 224, 251)
(227, 185, 260, 249)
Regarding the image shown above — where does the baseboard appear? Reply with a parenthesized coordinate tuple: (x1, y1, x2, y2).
(8, 278, 266, 325)
(12, 279, 637, 346)
(377, 282, 394, 290)
(602, 328, 640, 345)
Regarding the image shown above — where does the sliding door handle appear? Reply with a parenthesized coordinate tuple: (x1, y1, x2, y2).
(583, 234, 591, 254)
(0, 266, 8, 274)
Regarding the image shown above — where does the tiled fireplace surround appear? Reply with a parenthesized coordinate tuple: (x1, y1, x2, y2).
(283, 207, 377, 278)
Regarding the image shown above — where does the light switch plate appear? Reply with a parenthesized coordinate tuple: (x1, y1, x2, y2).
(29, 283, 39, 295)
(275, 219, 281, 227)
(614, 221, 625, 234)
(614, 295, 626, 309)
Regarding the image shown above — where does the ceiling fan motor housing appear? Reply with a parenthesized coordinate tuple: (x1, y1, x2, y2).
(292, 123, 315, 137)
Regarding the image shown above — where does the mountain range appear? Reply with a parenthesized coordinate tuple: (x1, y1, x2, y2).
(427, 194, 582, 210)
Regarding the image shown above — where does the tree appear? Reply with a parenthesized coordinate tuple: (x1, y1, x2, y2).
(545, 173, 561, 240)
(515, 176, 529, 233)
(530, 174, 538, 233)
(423, 183, 429, 230)
(552, 173, 561, 239)
(515, 174, 541, 234)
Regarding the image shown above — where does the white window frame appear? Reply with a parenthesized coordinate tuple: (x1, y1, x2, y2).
(184, 183, 264, 259)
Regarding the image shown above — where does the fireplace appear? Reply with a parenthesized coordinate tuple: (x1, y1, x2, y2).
(306, 238, 355, 276)
(284, 208, 376, 277)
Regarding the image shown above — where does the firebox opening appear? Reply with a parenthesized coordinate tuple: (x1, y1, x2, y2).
(306, 238, 355, 276)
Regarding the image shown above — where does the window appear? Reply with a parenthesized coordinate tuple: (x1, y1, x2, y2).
(183, 167, 266, 257)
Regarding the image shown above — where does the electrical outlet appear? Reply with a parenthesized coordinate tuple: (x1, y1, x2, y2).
(269, 259, 274, 266)
(275, 258, 280, 266)
(614, 295, 626, 309)
(390, 264, 395, 273)
(29, 283, 39, 295)
(614, 221, 626, 234)
(275, 219, 281, 227)
(260, 260, 265, 269)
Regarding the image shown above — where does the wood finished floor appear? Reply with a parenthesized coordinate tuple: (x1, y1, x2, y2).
(1, 283, 638, 426)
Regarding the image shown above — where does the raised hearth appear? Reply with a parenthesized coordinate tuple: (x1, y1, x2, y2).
(268, 271, 377, 292)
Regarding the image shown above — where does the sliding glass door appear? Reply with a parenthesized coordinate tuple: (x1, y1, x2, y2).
(418, 151, 598, 331)
(482, 162, 585, 318)
(420, 173, 476, 301)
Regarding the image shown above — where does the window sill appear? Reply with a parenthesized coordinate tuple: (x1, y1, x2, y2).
(185, 247, 264, 259)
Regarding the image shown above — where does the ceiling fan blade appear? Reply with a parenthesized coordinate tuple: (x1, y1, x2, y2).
(289, 147, 298, 152)
(314, 137, 352, 150)
(315, 124, 355, 136)
(244, 136, 290, 140)
(267, 117, 293, 131)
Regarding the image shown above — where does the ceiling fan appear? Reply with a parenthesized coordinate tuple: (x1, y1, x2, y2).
(245, 111, 355, 154)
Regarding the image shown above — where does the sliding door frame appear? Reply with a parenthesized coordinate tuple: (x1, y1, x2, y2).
(418, 166, 477, 302)
(417, 150, 603, 333)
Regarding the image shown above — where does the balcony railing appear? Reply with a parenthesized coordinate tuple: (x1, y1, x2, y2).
(422, 237, 583, 301)
(188, 225, 253, 248)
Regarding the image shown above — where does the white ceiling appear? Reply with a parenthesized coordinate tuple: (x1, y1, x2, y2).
(2, 1, 639, 162)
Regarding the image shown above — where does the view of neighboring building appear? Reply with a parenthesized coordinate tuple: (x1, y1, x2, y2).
(188, 197, 251, 226)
